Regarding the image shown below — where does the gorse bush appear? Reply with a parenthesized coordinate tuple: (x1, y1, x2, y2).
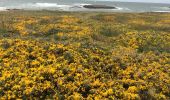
(99, 25, 121, 37)
(0, 11, 169, 100)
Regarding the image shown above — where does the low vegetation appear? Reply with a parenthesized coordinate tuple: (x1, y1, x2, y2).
(0, 11, 169, 99)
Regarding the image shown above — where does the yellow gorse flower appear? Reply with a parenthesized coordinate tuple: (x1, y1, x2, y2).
(0, 12, 169, 100)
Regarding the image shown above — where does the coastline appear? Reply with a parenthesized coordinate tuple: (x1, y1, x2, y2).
(0, 1, 170, 12)
(1, 9, 170, 13)
(0, 3, 170, 13)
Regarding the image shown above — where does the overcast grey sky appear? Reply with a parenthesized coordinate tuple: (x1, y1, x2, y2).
(94, 0, 170, 3)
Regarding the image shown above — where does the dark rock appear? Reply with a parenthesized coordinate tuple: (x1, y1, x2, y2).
(6, 8, 22, 11)
(83, 5, 117, 9)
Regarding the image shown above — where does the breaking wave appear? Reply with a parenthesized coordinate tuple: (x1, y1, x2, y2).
(1, 2, 127, 12)
(33, 3, 70, 8)
(0, 7, 7, 11)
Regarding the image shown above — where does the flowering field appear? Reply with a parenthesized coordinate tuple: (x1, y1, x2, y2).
(0, 11, 170, 99)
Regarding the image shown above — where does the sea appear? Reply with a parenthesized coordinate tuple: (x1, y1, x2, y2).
(0, 0, 170, 12)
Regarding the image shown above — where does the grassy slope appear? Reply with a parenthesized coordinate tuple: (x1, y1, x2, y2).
(0, 11, 170, 99)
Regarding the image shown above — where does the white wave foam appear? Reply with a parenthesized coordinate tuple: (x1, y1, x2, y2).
(114, 7, 123, 10)
(21, 3, 92, 10)
(0, 7, 7, 11)
(71, 3, 92, 9)
(74, 3, 91, 6)
(109, 7, 131, 11)
(2, 2, 130, 12)
(10, 3, 72, 11)
(33, 3, 71, 8)
(154, 11, 170, 12)
(35, 3, 58, 7)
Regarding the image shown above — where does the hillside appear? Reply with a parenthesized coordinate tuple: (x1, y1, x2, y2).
(0, 11, 170, 99)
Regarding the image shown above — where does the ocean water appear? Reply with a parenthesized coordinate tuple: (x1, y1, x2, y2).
(0, 0, 170, 12)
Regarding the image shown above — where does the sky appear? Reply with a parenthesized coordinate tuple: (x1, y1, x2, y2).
(94, 0, 170, 3)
